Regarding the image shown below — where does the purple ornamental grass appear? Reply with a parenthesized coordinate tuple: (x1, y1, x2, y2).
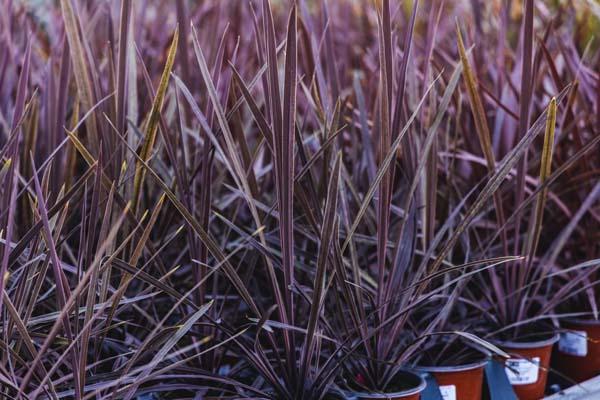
(0, 0, 598, 398)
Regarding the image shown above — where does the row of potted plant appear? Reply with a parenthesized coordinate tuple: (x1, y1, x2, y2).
(0, 0, 598, 398)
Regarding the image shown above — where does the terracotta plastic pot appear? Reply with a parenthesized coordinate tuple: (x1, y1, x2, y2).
(346, 370, 426, 400)
(496, 333, 559, 400)
(417, 359, 488, 400)
(554, 318, 600, 382)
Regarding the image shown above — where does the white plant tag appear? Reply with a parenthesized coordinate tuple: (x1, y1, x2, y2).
(505, 357, 540, 385)
(439, 384, 457, 400)
(559, 330, 588, 356)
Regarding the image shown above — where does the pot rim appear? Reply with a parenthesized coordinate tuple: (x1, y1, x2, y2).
(562, 317, 600, 327)
(345, 370, 426, 399)
(415, 357, 489, 373)
(494, 332, 560, 350)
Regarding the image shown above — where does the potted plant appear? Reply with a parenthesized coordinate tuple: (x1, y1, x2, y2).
(176, 2, 351, 398)
(414, 340, 489, 400)
(546, 182, 600, 382)
(317, 1, 439, 397)
(317, 1, 519, 397)
(451, 3, 581, 395)
(461, 84, 562, 400)
(411, 294, 491, 400)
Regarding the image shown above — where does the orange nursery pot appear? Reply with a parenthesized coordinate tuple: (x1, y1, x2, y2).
(554, 318, 600, 382)
(346, 370, 426, 400)
(496, 334, 559, 400)
(418, 359, 487, 400)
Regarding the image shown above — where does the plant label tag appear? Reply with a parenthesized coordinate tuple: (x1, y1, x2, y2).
(559, 330, 588, 356)
(505, 357, 540, 385)
(439, 384, 457, 400)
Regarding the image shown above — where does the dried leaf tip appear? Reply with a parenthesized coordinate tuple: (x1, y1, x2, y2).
(132, 26, 179, 211)
(540, 97, 557, 183)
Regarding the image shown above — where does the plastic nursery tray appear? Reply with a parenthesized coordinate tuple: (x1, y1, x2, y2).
(544, 375, 600, 399)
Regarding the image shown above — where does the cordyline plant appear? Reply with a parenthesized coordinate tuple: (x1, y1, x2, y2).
(0, 0, 598, 399)
(448, 0, 600, 341)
